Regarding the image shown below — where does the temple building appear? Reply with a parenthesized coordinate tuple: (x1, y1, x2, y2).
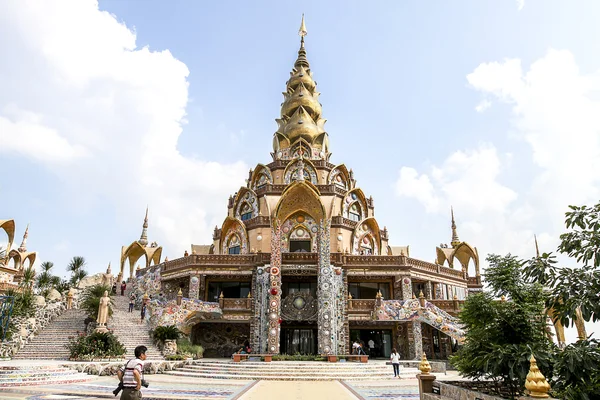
(133, 17, 483, 360)
(0, 220, 36, 292)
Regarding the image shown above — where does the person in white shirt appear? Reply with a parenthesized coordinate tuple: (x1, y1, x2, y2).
(117, 345, 147, 399)
(352, 341, 360, 355)
(390, 348, 401, 377)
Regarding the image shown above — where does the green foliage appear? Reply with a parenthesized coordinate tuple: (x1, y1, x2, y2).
(35, 261, 66, 298)
(66, 331, 126, 359)
(552, 339, 600, 400)
(67, 256, 88, 286)
(80, 284, 113, 320)
(451, 254, 555, 399)
(176, 338, 204, 359)
(523, 202, 600, 327)
(19, 265, 36, 293)
(5, 289, 35, 318)
(152, 325, 181, 342)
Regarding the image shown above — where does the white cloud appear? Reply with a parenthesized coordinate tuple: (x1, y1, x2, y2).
(0, 0, 247, 259)
(516, 0, 525, 11)
(475, 99, 491, 113)
(397, 48, 600, 342)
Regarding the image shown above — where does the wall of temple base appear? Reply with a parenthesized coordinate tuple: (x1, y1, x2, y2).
(191, 322, 250, 358)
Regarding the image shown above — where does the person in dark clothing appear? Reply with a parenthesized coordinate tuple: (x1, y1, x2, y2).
(121, 281, 127, 296)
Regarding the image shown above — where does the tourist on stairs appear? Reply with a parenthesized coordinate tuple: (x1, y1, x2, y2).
(121, 281, 127, 296)
(128, 294, 135, 313)
(390, 348, 400, 378)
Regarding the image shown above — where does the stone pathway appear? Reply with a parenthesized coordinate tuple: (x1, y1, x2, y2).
(238, 381, 358, 400)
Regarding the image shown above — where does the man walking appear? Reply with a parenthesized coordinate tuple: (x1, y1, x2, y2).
(128, 294, 135, 313)
(117, 345, 147, 399)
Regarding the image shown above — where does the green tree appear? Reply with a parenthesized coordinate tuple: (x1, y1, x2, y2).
(67, 256, 88, 286)
(451, 254, 555, 399)
(19, 265, 36, 293)
(524, 203, 600, 327)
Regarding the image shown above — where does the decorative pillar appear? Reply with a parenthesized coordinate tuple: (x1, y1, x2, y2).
(188, 273, 200, 300)
(425, 281, 432, 300)
(266, 224, 282, 354)
(401, 276, 412, 300)
(252, 264, 270, 353)
(408, 321, 423, 360)
(318, 219, 343, 355)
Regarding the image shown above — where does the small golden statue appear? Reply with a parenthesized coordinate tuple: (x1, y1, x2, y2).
(419, 352, 432, 375)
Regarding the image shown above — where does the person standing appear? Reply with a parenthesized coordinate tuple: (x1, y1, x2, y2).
(121, 281, 127, 296)
(390, 348, 401, 378)
(117, 345, 147, 399)
(140, 303, 146, 324)
(128, 294, 135, 313)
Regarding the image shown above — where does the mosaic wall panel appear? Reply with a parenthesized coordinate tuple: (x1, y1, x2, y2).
(411, 321, 422, 360)
(251, 166, 273, 190)
(283, 159, 318, 184)
(189, 274, 200, 300)
(191, 323, 250, 358)
(131, 264, 162, 307)
(316, 219, 346, 354)
(252, 264, 270, 353)
(352, 221, 380, 255)
(161, 278, 188, 301)
(147, 298, 222, 335)
(280, 214, 318, 252)
(234, 190, 259, 219)
(221, 222, 249, 255)
(401, 276, 412, 300)
(267, 225, 282, 353)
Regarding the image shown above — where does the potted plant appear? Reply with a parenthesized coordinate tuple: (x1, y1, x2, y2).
(152, 325, 181, 356)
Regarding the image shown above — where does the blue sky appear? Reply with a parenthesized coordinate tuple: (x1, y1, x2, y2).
(1, 1, 599, 339)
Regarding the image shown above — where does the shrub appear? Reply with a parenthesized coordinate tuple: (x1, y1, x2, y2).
(66, 331, 126, 359)
(152, 325, 181, 342)
(5, 289, 35, 318)
(552, 338, 600, 400)
(176, 338, 204, 359)
(80, 284, 113, 320)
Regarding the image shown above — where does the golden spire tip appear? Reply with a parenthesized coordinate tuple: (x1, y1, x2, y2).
(299, 14, 307, 37)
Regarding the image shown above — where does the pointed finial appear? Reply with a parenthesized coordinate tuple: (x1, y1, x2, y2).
(451, 206, 460, 247)
(177, 288, 183, 296)
(106, 262, 112, 275)
(219, 291, 224, 299)
(419, 353, 432, 374)
(299, 14, 307, 38)
(534, 234, 540, 258)
(18, 223, 29, 252)
(247, 291, 252, 298)
(525, 355, 551, 397)
(139, 207, 149, 246)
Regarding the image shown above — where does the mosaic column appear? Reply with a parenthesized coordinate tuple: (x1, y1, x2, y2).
(188, 273, 200, 300)
(425, 281, 433, 300)
(407, 321, 423, 360)
(252, 265, 270, 353)
(266, 224, 282, 354)
(401, 276, 412, 300)
(317, 219, 343, 354)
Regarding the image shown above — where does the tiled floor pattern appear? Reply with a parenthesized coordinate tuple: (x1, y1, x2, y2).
(0, 375, 252, 400)
(240, 381, 358, 400)
(343, 382, 420, 400)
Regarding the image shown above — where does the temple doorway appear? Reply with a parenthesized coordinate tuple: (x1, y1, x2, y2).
(280, 325, 317, 355)
(350, 328, 393, 358)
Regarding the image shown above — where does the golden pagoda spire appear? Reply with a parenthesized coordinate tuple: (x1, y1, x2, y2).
(525, 354, 551, 398)
(138, 207, 149, 246)
(534, 234, 540, 257)
(295, 14, 310, 70)
(17, 223, 29, 253)
(451, 207, 460, 248)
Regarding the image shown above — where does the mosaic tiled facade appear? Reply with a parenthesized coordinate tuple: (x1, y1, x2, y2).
(132, 19, 482, 360)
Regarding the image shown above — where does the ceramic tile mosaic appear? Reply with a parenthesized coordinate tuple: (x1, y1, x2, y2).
(344, 382, 420, 400)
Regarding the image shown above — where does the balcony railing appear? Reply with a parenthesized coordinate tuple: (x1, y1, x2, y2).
(428, 299, 462, 314)
(347, 299, 376, 312)
(220, 297, 252, 311)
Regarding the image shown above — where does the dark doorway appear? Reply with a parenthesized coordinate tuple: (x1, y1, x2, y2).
(280, 326, 317, 355)
(350, 329, 393, 358)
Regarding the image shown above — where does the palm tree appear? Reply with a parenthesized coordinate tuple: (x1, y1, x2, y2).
(19, 265, 36, 293)
(67, 256, 88, 287)
(70, 269, 88, 287)
(36, 261, 57, 296)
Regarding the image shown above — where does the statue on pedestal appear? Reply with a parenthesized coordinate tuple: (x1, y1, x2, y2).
(95, 290, 110, 332)
(66, 288, 74, 310)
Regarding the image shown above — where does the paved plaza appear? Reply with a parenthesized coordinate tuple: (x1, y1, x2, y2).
(0, 359, 461, 400)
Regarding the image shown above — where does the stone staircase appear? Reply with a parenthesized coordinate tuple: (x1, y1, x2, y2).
(0, 365, 92, 387)
(166, 359, 419, 381)
(110, 290, 163, 359)
(12, 309, 87, 360)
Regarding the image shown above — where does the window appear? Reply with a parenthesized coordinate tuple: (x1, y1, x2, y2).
(241, 212, 252, 221)
(207, 281, 251, 301)
(228, 245, 240, 254)
(289, 240, 311, 252)
(348, 282, 390, 299)
(349, 203, 361, 222)
(282, 281, 317, 297)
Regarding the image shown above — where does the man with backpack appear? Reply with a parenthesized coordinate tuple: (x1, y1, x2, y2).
(116, 345, 148, 399)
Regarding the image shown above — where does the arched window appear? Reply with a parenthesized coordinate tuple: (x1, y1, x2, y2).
(360, 235, 373, 255)
(228, 235, 241, 255)
(240, 203, 252, 221)
(256, 174, 269, 188)
(349, 203, 361, 222)
(289, 226, 312, 253)
(334, 174, 346, 189)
